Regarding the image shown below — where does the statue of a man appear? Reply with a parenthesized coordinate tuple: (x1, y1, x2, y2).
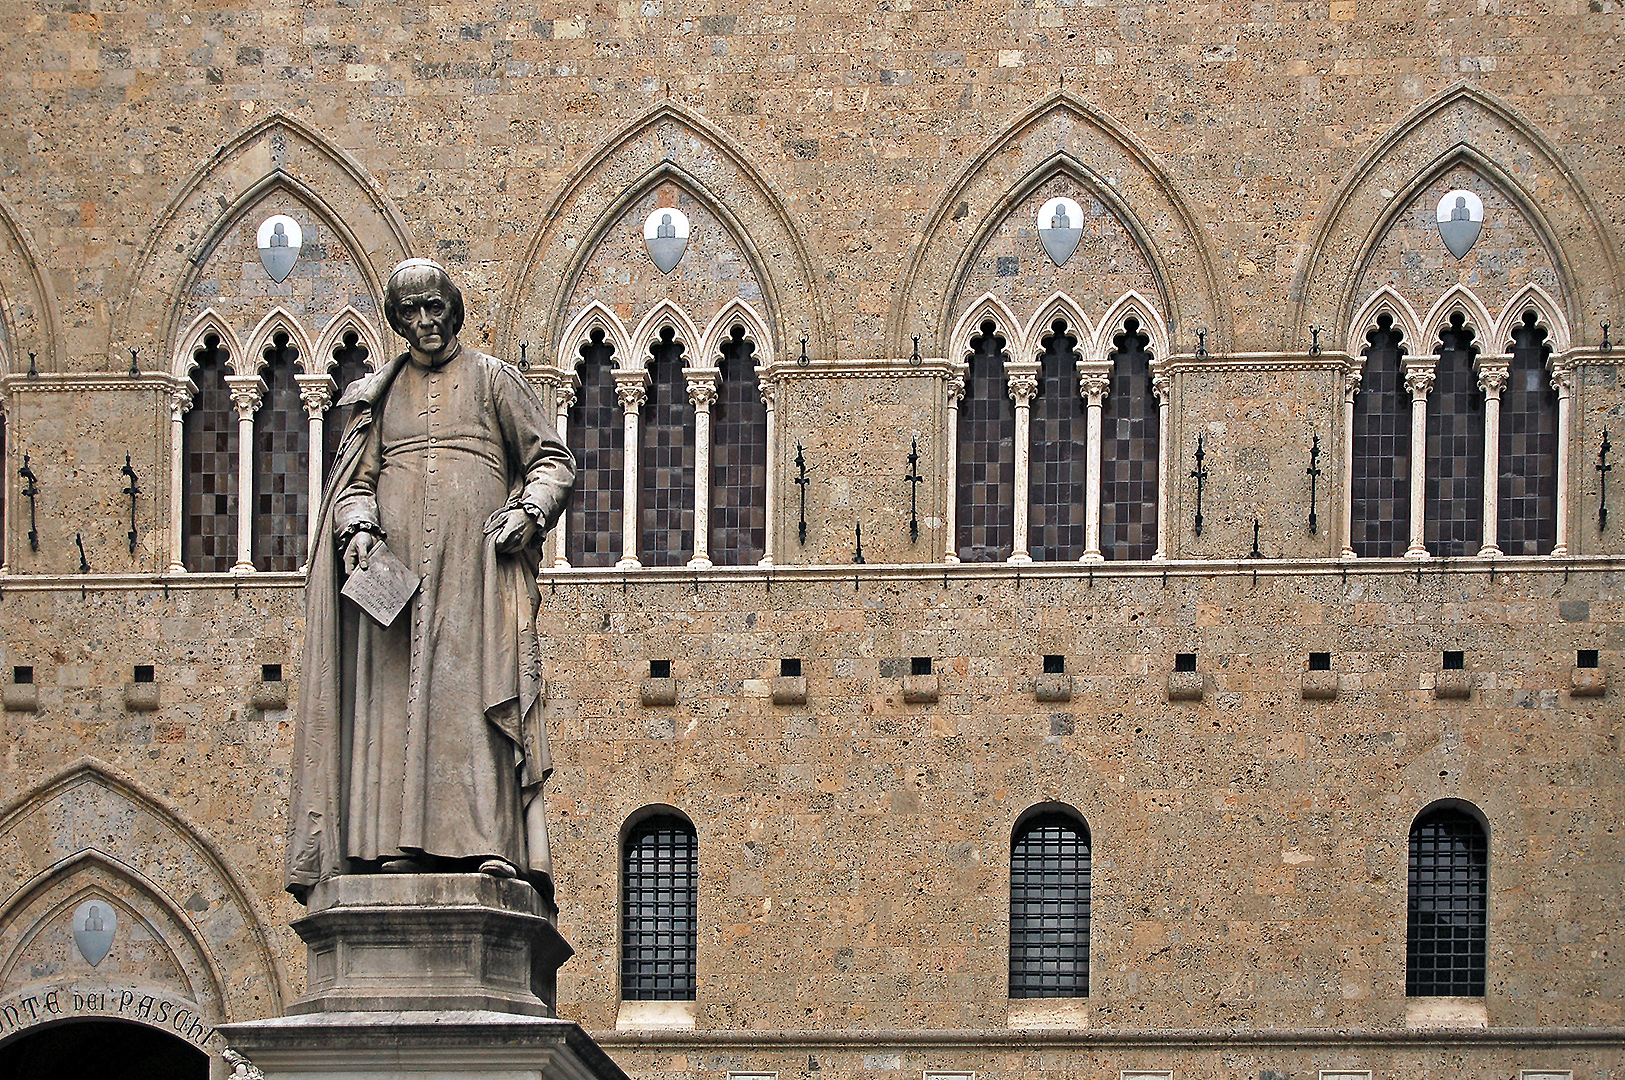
(286, 258, 575, 903)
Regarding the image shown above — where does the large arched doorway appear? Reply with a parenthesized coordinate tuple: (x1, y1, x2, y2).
(0, 1019, 207, 1080)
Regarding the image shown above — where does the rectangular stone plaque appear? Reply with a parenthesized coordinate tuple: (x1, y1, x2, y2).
(341, 542, 420, 628)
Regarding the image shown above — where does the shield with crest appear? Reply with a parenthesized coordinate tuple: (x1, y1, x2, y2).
(73, 898, 116, 966)
(1435, 191, 1483, 260)
(644, 207, 690, 274)
(1037, 197, 1084, 267)
(257, 215, 303, 283)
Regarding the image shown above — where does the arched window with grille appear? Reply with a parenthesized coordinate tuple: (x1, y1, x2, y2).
(711, 325, 767, 565)
(1350, 314, 1411, 558)
(1406, 804, 1487, 997)
(1425, 313, 1485, 557)
(1009, 806, 1090, 998)
(622, 810, 698, 1001)
(1100, 318, 1159, 560)
(957, 321, 1015, 562)
(1499, 311, 1558, 555)
(1028, 319, 1086, 562)
(254, 330, 309, 571)
(568, 329, 623, 568)
(182, 334, 237, 573)
(640, 328, 695, 567)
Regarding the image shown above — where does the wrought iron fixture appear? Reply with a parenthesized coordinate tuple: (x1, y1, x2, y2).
(794, 442, 809, 545)
(75, 533, 90, 574)
(904, 436, 922, 543)
(1600, 429, 1613, 532)
(1603, 322, 1613, 354)
(18, 453, 39, 551)
(1249, 518, 1262, 559)
(798, 337, 809, 367)
(1195, 329, 1208, 360)
(120, 454, 140, 554)
(1189, 434, 1208, 536)
(128, 347, 140, 377)
(1306, 432, 1322, 534)
(518, 341, 529, 370)
(1308, 326, 1322, 357)
(27, 351, 37, 379)
(853, 522, 865, 565)
(911, 335, 921, 366)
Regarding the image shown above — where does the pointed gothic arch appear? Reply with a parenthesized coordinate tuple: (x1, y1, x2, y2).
(631, 301, 704, 366)
(1493, 283, 1570, 357)
(0, 193, 63, 375)
(559, 302, 633, 372)
(172, 310, 242, 383)
(699, 299, 775, 369)
(1347, 286, 1424, 362)
(311, 307, 385, 376)
(1020, 293, 1093, 366)
(241, 307, 315, 377)
(1421, 286, 1496, 358)
(950, 294, 1023, 365)
(1095, 291, 1171, 369)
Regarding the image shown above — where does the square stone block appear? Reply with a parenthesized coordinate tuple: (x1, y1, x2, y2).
(1167, 670, 1204, 702)
(1570, 667, 1606, 696)
(1, 684, 38, 713)
(1034, 673, 1073, 702)
(902, 673, 939, 703)
(1435, 670, 1471, 699)
(123, 681, 161, 711)
(1301, 669, 1339, 700)
(640, 677, 677, 706)
(770, 674, 808, 705)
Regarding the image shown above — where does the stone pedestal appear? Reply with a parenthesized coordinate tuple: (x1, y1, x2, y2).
(217, 875, 627, 1080)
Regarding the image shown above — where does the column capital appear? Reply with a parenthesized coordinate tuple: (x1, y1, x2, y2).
(169, 383, 196, 418)
(1079, 367, 1112, 402)
(685, 367, 720, 409)
(759, 378, 779, 410)
(224, 374, 265, 418)
(1549, 362, 1575, 395)
(946, 374, 965, 404)
(1475, 363, 1509, 398)
(294, 372, 335, 418)
(1152, 371, 1173, 402)
(1005, 361, 1039, 404)
(613, 370, 649, 412)
(1403, 366, 1435, 399)
(1343, 365, 1363, 398)
(556, 382, 578, 412)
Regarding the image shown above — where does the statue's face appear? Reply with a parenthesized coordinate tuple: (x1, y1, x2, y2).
(392, 272, 457, 357)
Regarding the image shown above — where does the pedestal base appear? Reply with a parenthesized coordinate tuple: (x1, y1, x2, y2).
(290, 874, 572, 1017)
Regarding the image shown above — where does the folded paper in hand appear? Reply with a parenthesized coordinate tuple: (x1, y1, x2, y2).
(341, 542, 421, 627)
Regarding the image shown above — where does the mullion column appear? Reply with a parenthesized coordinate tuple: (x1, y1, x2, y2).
(553, 376, 578, 568)
(686, 368, 720, 569)
(759, 378, 778, 567)
(1152, 370, 1171, 561)
(614, 371, 649, 570)
(1079, 367, 1110, 563)
(1551, 362, 1574, 556)
(224, 374, 264, 573)
(1006, 361, 1038, 565)
(943, 372, 965, 563)
(1476, 360, 1508, 557)
(167, 384, 194, 573)
(1339, 366, 1362, 558)
(296, 374, 334, 562)
(1403, 360, 1435, 559)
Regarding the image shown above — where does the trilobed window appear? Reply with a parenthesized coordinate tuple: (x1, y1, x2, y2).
(182, 333, 238, 573)
(1028, 319, 1086, 561)
(1100, 317, 1159, 560)
(711, 325, 767, 565)
(640, 327, 696, 567)
(1009, 808, 1090, 998)
(253, 330, 309, 571)
(567, 329, 623, 567)
(957, 320, 1015, 562)
(1406, 805, 1487, 997)
(1499, 311, 1558, 554)
(1425, 312, 1486, 557)
(1350, 314, 1411, 558)
(622, 812, 698, 1001)
(321, 329, 372, 480)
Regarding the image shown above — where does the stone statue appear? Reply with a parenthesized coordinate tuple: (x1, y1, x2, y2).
(285, 258, 576, 903)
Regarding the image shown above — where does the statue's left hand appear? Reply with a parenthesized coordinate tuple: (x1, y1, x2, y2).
(492, 508, 538, 553)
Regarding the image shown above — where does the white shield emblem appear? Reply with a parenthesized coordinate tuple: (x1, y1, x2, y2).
(73, 898, 116, 966)
(257, 215, 303, 283)
(643, 207, 690, 274)
(1037, 197, 1084, 267)
(1435, 190, 1483, 260)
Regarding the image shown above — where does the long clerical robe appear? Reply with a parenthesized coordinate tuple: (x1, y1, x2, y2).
(285, 346, 574, 900)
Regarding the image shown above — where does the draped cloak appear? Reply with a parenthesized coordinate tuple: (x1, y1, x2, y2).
(285, 347, 575, 901)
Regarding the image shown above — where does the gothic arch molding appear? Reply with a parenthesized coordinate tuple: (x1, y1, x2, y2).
(0, 759, 287, 1023)
(0, 193, 64, 375)
(892, 93, 1226, 359)
(1291, 86, 1622, 349)
(504, 102, 828, 361)
(114, 113, 415, 370)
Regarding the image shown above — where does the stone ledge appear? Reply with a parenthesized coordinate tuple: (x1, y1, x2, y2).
(1570, 667, 1606, 696)
(1034, 673, 1073, 702)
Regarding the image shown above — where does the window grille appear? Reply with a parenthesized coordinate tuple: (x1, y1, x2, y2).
(567, 330, 623, 567)
(1350, 316, 1410, 557)
(1406, 806, 1487, 997)
(182, 334, 238, 573)
(711, 325, 767, 565)
(1009, 810, 1090, 998)
(1028, 319, 1086, 561)
(1424, 314, 1485, 557)
(1499, 312, 1558, 555)
(254, 331, 309, 571)
(1101, 318, 1158, 560)
(622, 813, 698, 1000)
(956, 321, 1015, 562)
(640, 328, 696, 567)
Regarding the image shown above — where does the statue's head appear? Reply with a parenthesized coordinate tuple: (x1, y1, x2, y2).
(384, 259, 465, 341)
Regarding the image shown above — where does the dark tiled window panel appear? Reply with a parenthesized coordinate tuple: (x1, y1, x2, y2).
(956, 321, 1015, 562)
(710, 326, 767, 565)
(182, 335, 238, 573)
(1499, 312, 1558, 555)
(566, 331, 622, 567)
(1425, 315, 1485, 557)
(640, 329, 696, 567)
(621, 814, 698, 1001)
(1406, 807, 1487, 997)
(321, 332, 372, 484)
(254, 333, 309, 571)
(1351, 317, 1410, 557)
(1100, 319, 1158, 560)
(1028, 320, 1087, 562)
(1, 410, 5, 549)
(1009, 811, 1091, 998)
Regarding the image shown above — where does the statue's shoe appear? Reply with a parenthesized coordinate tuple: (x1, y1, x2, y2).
(380, 857, 424, 873)
(478, 858, 518, 879)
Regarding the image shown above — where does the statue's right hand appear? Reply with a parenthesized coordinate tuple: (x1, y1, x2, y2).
(344, 531, 378, 573)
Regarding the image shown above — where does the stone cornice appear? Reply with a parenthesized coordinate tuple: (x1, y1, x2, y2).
(1, 372, 181, 394)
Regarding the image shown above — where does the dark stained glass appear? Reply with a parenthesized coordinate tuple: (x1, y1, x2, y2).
(1101, 319, 1158, 560)
(254, 332, 308, 571)
(1406, 807, 1487, 997)
(1425, 313, 1485, 557)
(1350, 317, 1411, 558)
(566, 330, 622, 567)
(956, 321, 1015, 562)
(621, 814, 697, 1001)
(711, 325, 767, 565)
(1028, 320, 1086, 562)
(640, 328, 695, 567)
(1009, 811, 1090, 998)
(182, 335, 237, 573)
(1498, 312, 1558, 555)
(321, 330, 372, 484)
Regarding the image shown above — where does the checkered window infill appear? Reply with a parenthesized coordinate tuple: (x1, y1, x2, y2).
(182, 335, 238, 573)
(621, 814, 698, 1001)
(566, 331, 623, 567)
(254, 332, 309, 572)
(1009, 811, 1091, 998)
(956, 321, 1015, 562)
(1498, 312, 1558, 555)
(1406, 807, 1487, 997)
(321, 332, 372, 482)
(711, 326, 767, 565)
(640, 330, 696, 567)
(1, 410, 6, 550)
(1350, 317, 1411, 558)
(1100, 319, 1158, 561)
(1424, 314, 1485, 558)
(1028, 320, 1087, 562)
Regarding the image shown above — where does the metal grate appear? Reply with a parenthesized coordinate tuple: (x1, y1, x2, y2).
(639, 329, 696, 567)
(622, 814, 698, 1001)
(1498, 312, 1558, 555)
(956, 321, 1015, 562)
(567, 331, 623, 567)
(1350, 317, 1410, 558)
(1406, 807, 1487, 997)
(182, 335, 238, 573)
(1028, 320, 1087, 562)
(711, 325, 767, 565)
(1424, 314, 1485, 557)
(1009, 811, 1090, 998)
(254, 332, 309, 571)
(1100, 319, 1159, 560)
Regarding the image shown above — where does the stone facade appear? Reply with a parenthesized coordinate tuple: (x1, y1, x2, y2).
(2, 0, 1624, 1077)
